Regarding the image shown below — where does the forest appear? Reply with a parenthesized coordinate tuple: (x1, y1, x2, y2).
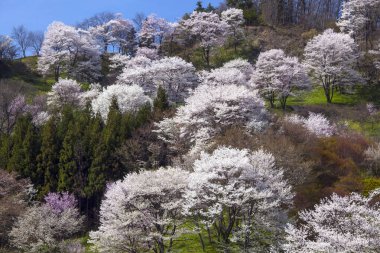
(0, 0, 380, 252)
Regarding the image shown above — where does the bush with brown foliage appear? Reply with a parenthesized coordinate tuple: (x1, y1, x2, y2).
(295, 133, 369, 210)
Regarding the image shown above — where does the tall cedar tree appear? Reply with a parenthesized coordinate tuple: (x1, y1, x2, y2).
(37, 116, 60, 195)
(86, 99, 122, 202)
(7, 115, 39, 179)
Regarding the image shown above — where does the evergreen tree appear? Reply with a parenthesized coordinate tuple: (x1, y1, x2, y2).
(86, 100, 122, 200)
(7, 115, 39, 179)
(0, 134, 11, 169)
(58, 122, 77, 192)
(195, 1, 205, 12)
(153, 86, 169, 113)
(37, 117, 60, 194)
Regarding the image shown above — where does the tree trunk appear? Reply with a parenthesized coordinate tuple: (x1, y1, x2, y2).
(198, 233, 206, 251)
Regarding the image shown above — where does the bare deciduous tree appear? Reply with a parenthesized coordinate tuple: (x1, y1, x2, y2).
(11, 25, 30, 58)
(28, 31, 44, 56)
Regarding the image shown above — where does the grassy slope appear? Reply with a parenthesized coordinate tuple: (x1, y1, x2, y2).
(288, 87, 362, 106)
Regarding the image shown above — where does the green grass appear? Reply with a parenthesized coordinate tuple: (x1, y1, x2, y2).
(80, 222, 241, 253)
(345, 119, 380, 138)
(8, 56, 54, 93)
(362, 177, 380, 196)
(288, 87, 362, 106)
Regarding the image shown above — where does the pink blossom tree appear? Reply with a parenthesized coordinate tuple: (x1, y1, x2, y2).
(10, 192, 83, 252)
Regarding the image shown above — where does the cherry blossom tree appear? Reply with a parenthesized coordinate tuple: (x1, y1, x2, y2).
(184, 147, 293, 251)
(148, 57, 198, 102)
(44, 192, 78, 214)
(222, 58, 254, 81)
(91, 17, 136, 55)
(370, 42, 380, 70)
(0, 35, 17, 60)
(283, 189, 380, 252)
(337, 0, 380, 48)
(221, 8, 245, 52)
(252, 49, 310, 109)
(285, 112, 336, 137)
(108, 19, 136, 55)
(91, 84, 151, 121)
(139, 14, 175, 50)
(109, 53, 131, 71)
(38, 22, 101, 82)
(117, 56, 198, 102)
(10, 192, 83, 252)
(155, 84, 267, 155)
(199, 59, 252, 87)
(135, 46, 159, 60)
(303, 29, 361, 103)
(116, 57, 155, 94)
(89, 167, 189, 253)
(181, 11, 229, 68)
(47, 78, 82, 108)
(79, 83, 101, 107)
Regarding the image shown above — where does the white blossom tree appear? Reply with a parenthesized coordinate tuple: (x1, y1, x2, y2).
(285, 112, 336, 137)
(117, 56, 198, 102)
(155, 84, 267, 155)
(181, 11, 229, 68)
(38, 22, 101, 82)
(109, 53, 131, 71)
(283, 189, 380, 252)
(89, 15, 136, 54)
(139, 14, 174, 50)
(337, 0, 380, 48)
(222, 58, 254, 81)
(252, 49, 310, 109)
(0, 35, 17, 60)
(91, 84, 151, 121)
(221, 8, 245, 52)
(184, 147, 293, 251)
(135, 46, 159, 60)
(89, 167, 189, 253)
(80, 83, 102, 107)
(370, 42, 380, 70)
(303, 29, 361, 103)
(47, 78, 82, 108)
(199, 58, 253, 87)
(116, 56, 155, 94)
(108, 18, 136, 55)
(148, 57, 198, 102)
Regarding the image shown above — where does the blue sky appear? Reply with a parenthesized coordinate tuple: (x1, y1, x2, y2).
(0, 0, 222, 35)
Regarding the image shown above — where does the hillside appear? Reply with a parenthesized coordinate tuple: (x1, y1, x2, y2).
(1, 1, 380, 252)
